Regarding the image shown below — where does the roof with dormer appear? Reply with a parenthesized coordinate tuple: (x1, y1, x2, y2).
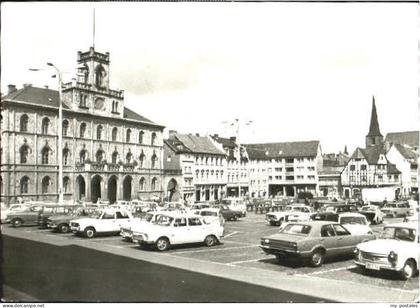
(244, 141, 320, 160)
(385, 131, 419, 149)
(2, 85, 163, 128)
(350, 145, 386, 165)
(168, 134, 225, 156)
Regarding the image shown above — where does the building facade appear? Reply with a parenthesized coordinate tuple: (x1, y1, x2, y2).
(211, 135, 249, 198)
(318, 152, 349, 199)
(1, 47, 165, 204)
(165, 132, 227, 203)
(341, 99, 401, 199)
(245, 141, 323, 198)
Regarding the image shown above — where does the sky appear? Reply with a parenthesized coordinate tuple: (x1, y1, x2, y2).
(1, 2, 418, 154)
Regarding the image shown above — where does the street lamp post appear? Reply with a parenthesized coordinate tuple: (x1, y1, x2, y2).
(47, 63, 64, 204)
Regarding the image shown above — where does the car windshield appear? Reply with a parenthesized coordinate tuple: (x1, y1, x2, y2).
(144, 213, 155, 222)
(76, 208, 93, 217)
(361, 206, 373, 211)
(154, 215, 174, 226)
(221, 200, 232, 205)
(200, 211, 217, 217)
(379, 227, 416, 242)
(89, 210, 104, 219)
(280, 224, 311, 236)
(340, 216, 367, 225)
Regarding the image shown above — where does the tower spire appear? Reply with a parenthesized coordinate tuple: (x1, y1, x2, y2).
(366, 96, 383, 147)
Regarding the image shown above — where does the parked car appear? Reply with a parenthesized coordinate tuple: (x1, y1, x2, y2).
(130, 201, 158, 218)
(381, 202, 412, 218)
(132, 212, 224, 251)
(403, 206, 419, 223)
(323, 204, 358, 214)
(354, 222, 419, 279)
(310, 211, 339, 222)
(212, 204, 243, 221)
(1, 203, 31, 223)
(338, 213, 374, 236)
(358, 205, 385, 224)
(195, 208, 225, 226)
(70, 208, 132, 238)
(220, 199, 247, 217)
(37, 205, 79, 228)
(47, 207, 98, 233)
(120, 211, 165, 242)
(7, 205, 47, 227)
(265, 205, 314, 226)
(259, 221, 375, 267)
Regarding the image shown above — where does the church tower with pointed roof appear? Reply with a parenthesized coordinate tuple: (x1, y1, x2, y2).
(366, 96, 383, 147)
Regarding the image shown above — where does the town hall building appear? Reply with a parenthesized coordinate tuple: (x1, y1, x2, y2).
(1, 47, 166, 204)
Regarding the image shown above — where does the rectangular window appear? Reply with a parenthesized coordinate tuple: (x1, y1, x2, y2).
(350, 165, 355, 171)
(360, 165, 367, 171)
(286, 158, 294, 164)
(286, 167, 294, 172)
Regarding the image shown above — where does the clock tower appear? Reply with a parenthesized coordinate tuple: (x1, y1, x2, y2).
(62, 47, 124, 118)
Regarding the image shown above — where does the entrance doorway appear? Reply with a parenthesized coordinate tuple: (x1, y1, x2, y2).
(108, 176, 117, 204)
(91, 175, 102, 203)
(123, 176, 132, 201)
(75, 175, 86, 201)
(167, 178, 178, 201)
(285, 186, 294, 197)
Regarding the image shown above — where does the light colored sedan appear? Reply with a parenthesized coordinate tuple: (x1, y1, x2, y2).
(338, 213, 374, 236)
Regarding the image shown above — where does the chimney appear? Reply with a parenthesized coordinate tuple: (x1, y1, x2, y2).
(7, 84, 17, 94)
(195, 133, 200, 137)
(23, 83, 32, 88)
(44, 85, 49, 89)
(168, 130, 177, 139)
(213, 134, 219, 138)
(230, 136, 237, 142)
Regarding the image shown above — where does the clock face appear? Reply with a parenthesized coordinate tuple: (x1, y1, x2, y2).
(94, 98, 105, 110)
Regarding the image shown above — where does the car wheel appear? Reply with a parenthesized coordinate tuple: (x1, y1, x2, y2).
(58, 223, 70, 233)
(11, 218, 23, 228)
(204, 235, 217, 247)
(401, 260, 417, 280)
(155, 237, 170, 251)
(269, 221, 276, 226)
(277, 218, 284, 227)
(233, 215, 238, 221)
(309, 249, 325, 267)
(83, 227, 96, 238)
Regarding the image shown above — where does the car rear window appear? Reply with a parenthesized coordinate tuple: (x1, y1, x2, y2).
(200, 211, 217, 217)
(280, 224, 311, 236)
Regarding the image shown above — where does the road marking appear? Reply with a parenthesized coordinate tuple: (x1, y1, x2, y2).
(306, 265, 357, 276)
(227, 257, 273, 265)
(168, 244, 256, 255)
(223, 231, 239, 238)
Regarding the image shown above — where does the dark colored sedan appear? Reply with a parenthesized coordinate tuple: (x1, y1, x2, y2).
(38, 206, 79, 228)
(260, 221, 375, 267)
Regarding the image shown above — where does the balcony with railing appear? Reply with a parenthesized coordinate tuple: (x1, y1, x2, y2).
(62, 81, 124, 99)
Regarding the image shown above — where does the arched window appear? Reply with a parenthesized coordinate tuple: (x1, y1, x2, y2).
(112, 151, 118, 164)
(126, 152, 132, 163)
(151, 177, 157, 191)
(80, 149, 87, 163)
(195, 170, 199, 178)
(41, 147, 50, 164)
(139, 131, 144, 144)
(63, 148, 70, 165)
(20, 145, 30, 164)
(151, 132, 157, 146)
(112, 101, 119, 113)
(96, 150, 104, 163)
(139, 177, 146, 191)
(201, 170, 204, 179)
(126, 129, 131, 143)
(95, 64, 106, 88)
(41, 176, 51, 193)
(151, 153, 158, 169)
(112, 127, 118, 141)
(139, 152, 145, 168)
(62, 120, 69, 136)
(97, 125, 103, 140)
(20, 176, 29, 194)
(63, 176, 70, 193)
(80, 122, 87, 138)
(41, 118, 50, 134)
(20, 114, 29, 132)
